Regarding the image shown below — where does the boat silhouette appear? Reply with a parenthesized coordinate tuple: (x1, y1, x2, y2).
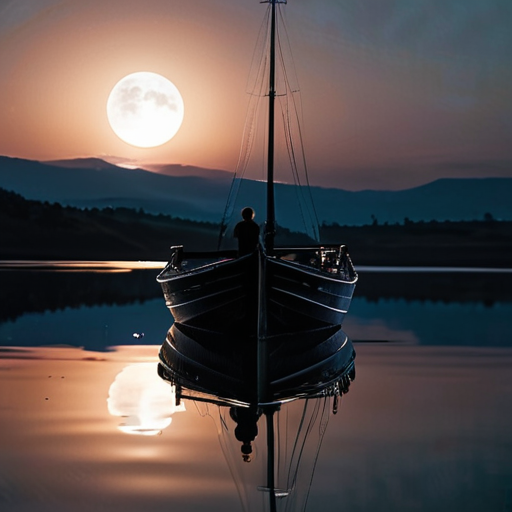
(157, 0, 357, 406)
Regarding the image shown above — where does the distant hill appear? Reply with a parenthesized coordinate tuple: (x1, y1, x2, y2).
(45, 158, 233, 181)
(2, 156, 230, 222)
(312, 178, 512, 226)
(0, 187, 312, 259)
(1, 186, 511, 267)
(2, 156, 512, 231)
(141, 162, 233, 180)
(0, 186, 220, 259)
(44, 158, 124, 171)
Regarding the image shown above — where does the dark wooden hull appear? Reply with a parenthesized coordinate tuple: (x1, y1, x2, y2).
(157, 245, 357, 336)
(266, 256, 356, 330)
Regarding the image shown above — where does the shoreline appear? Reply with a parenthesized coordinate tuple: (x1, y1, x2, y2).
(1, 260, 512, 274)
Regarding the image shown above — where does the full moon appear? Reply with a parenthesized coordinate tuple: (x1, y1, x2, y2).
(107, 71, 184, 148)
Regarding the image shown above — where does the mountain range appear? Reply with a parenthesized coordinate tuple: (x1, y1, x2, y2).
(1, 155, 511, 232)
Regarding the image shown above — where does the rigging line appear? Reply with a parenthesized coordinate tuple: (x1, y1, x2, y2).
(217, 89, 265, 249)
(235, 6, 271, 176)
(276, 11, 317, 223)
(276, 19, 320, 240)
(278, 7, 304, 123)
(282, 398, 331, 508)
(283, 98, 320, 241)
(285, 398, 326, 499)
(302, 398, 332, 509)
(239, 88, 265, 177)
(217, 8, 271, 249)
(216, 410, 250, 503)
(279, 82, 303, 191)
(276, 407, 290, 482)
(247, 6, 272, 97)
(277, 60, 303, 192)
(285, 398, 311, 487)
(277, 8, 321, 234)
(274, 21, 305, 193)
(279, 97, 315, 240)
(286, 88, 321, 237)
(276, 29, 301, 185)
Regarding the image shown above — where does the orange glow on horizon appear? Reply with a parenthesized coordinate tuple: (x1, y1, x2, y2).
(0, 4, 254, 172)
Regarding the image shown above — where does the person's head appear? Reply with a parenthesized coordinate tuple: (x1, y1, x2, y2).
(241, 207, 255, 220)
(241, 441, 252, 462)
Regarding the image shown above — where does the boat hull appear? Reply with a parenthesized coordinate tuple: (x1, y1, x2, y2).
(157, 245, 357, 336)
(158, 252, 258, 333)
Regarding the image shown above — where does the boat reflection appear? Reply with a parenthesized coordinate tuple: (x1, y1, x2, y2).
(157, 324, 355, 512)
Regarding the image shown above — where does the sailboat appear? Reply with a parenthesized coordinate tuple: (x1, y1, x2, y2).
(157, 0, 357, 405)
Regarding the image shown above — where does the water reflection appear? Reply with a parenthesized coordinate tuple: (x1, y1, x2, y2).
(2, 266, 512, 350)
(107, 363, 185, 436)
(1, 263, 512, 510)
(0, 264, 163, 324)
(157, 324, 356, 512)
(1, 344, 511, 511)
(211, 399, 335, 512)
(345, 297, 512, 347)
(355, 268, 512, 305)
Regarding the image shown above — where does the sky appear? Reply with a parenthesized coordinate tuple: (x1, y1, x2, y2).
(0, 0, 511, 190)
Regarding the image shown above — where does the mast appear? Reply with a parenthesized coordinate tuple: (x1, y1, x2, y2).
(264, 0, 278, 254)
(265, 408, 278, 512)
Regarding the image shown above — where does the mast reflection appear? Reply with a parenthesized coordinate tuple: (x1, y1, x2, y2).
(158, 323, 356, 512)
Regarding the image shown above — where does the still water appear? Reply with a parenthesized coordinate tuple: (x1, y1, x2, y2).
(1, 263, 511, 512)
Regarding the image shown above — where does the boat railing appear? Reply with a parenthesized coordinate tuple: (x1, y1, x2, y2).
(164, 246, 238, 271)
(157, 246, 240, 280)
(274, 245, 357, 281)
(161, 244, 357, 282)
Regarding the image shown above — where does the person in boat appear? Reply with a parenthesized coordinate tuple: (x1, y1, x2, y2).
(234, 207, 260, 256)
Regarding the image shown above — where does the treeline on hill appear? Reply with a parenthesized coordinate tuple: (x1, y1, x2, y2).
(321, 217, 512, 268)
(1, 187, 511, 265)
(0, 187, 220, 259)
(0, 187, 309, 260)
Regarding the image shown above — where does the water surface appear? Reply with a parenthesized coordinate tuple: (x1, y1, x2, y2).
(1, 263, 511, 511)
